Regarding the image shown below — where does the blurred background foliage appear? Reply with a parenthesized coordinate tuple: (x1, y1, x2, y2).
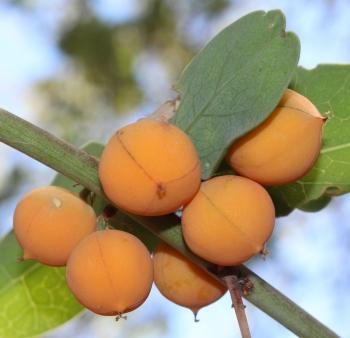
(0, 0, 232, 206)
(28, 0, 230, 143)
(1, 0, 350, 337)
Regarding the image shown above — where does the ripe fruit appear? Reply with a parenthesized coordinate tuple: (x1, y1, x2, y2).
(154, 243, 226, 317)
(66, 229, 153, 316)
(182, 175, 275, 266)
(13, 186, 96, 266)
(99, 118, 201, 216)
(226, 89, 325, 186)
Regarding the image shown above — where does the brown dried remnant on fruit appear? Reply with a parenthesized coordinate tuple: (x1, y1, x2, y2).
(99, 118, 201, 216)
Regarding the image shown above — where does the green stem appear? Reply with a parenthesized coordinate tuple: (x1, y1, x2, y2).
(0, 109, 102, 195)
(0, 108, 339, 338)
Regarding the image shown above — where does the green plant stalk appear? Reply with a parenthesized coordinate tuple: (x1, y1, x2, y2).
(0, 108, 339, 338)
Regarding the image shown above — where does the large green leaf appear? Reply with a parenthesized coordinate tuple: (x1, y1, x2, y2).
(0, 234, 82, 338)
(0, 142, 102, 338)
(173, 10, 300, 179)
(269, 65, 350, 213)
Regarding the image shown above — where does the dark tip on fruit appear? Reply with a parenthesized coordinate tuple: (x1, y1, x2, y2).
(156, 183, 166, 199)
(115, 313, 127, 322)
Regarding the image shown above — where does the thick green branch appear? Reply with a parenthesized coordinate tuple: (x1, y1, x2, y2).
(0, 110, 103, 195)
(0, 108, 339, 338)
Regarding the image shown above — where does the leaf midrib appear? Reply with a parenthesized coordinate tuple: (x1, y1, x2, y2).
(321, 142, 350, 154)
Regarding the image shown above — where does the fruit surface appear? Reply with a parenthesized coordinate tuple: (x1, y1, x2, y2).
(154, 242, 226, 315)
(66, 230, 153, 316)
(13, 186, 96, 266)
(99, 118, 201, 216)
(226, 89, 325, 186)
(182, 175, 275, 266)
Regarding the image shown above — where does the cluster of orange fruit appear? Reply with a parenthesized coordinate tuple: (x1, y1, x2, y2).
(13, 89, 324, 318)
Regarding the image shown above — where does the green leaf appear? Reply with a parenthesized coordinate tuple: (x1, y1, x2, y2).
(109, 212, 160, 252)
(0, 141, 103, 338)
(0, 233, 82, 338)
(269, 65, 350, 212)
(298, 195, 332, 213)
(267, 187, 295, 217)
(52, 141, 107, 216)
(173, 10, 300, 179)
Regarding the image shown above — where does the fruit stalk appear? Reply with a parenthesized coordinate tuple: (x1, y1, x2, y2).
(223, 275, 251, 338)
(0, 107, 339, 338)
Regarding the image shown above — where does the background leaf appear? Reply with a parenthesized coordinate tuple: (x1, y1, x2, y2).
(269, 65, 350, 214)
(298, 195, 332, 213)
(52, 142, 107, 216)
(109, 212, 160, 252)
(0, 142, 103, 338)
(173, 10, 300, 179)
